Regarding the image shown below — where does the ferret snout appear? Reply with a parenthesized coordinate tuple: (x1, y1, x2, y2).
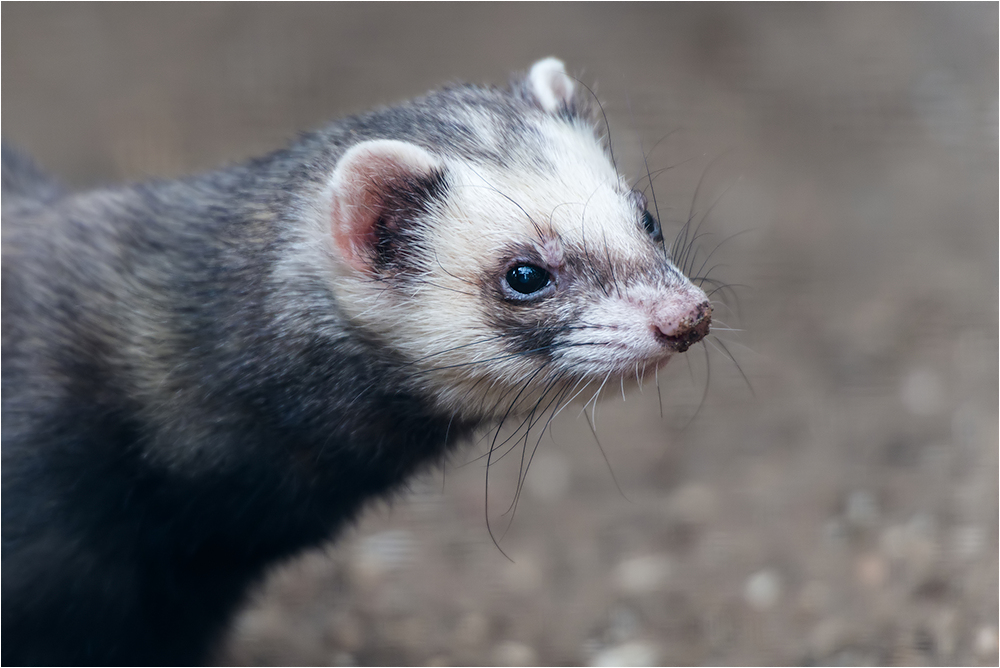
(654, 300, 712, 353)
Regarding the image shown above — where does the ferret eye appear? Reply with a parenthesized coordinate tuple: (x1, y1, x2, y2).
(641, 210, 663, 242)
(505, 264, 551, 295)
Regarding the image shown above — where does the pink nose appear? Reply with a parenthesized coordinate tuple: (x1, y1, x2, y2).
(655, 301, 712, 353)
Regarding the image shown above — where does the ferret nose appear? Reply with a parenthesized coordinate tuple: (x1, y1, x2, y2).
(654, 301, 712, 353)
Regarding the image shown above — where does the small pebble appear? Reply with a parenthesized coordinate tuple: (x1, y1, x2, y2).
(744, 569, 782, 611)
(613, 554, 672, 595)
(974, 626, 998, 659)
(351, 529, 416, 583)
(491, 640, 538, 666)
(881, 516, 940, 573)
(855, 553, 887, 588)
(667, 482, 718, 525)
(590, 641, 661, 667)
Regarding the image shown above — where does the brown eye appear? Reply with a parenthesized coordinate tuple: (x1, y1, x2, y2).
(641, 210, 663, 242)
(505, 264, 550, 295)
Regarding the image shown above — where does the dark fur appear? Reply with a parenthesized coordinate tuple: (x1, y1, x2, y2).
(2, 75, 592, 665)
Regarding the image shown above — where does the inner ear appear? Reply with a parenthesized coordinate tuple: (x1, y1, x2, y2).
(329, 139, 445, 273)
(528, 57, 576, 113)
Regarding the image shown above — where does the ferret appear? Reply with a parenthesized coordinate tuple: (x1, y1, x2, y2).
(1, 58, 711, 665)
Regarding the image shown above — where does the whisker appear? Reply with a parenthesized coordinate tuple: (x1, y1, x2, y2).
(510, 381, 576, 514)
(462, 166, 543, 237)
(584, 409, 630, 502)
(680, 342, 712, 431)
(501, 377, 572, 530)
(691, 228, 755, 284)
(483, 362, 551, 559)
(707, 336, 755, 396)
(581, 371, 614, 423)
(551, 376, 596, 419)
(655, 364, 664, 419)
(403, 333, 510, 367)
(570, 76, 618, 175)
(625, 90, 669, 259)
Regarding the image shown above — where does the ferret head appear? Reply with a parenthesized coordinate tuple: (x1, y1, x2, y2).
(319, 58, 711, 421)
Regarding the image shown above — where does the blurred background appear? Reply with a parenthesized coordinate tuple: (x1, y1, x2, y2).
(4, 4, 997, 665)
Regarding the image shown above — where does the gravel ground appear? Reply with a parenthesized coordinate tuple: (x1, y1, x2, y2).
(4, 4, 997, 666)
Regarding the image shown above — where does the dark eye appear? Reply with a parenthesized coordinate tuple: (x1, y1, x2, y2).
(641, 210, 663, 242)
(505, 264, 551, 295)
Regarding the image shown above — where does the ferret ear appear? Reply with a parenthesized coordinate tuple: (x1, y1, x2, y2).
(527, 57, 576, 113)
(329, 139, 444, 273)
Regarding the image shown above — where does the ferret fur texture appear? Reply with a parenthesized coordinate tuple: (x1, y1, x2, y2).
(1, 58, 710, 665)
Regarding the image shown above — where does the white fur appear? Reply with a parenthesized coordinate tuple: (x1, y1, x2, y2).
(284, 74, 708, 423)
(528, 57, 576, 113)
(322, 111, 706, 420)
(558, 282, 709, 373)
